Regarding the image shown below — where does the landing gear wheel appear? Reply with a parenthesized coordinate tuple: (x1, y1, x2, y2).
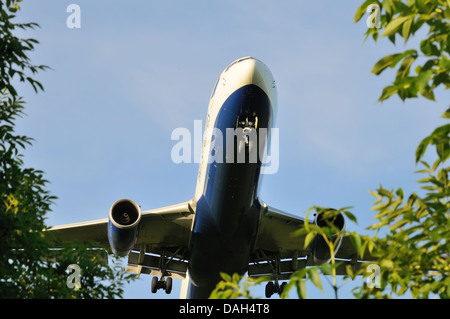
(151, 276, 158, 294)
(265, 281, 286, 298)
(151, 276, 173, 295)
(279, 282, 287, 296)
(265, 281, 275, 298)
(165, 277, 172, 294)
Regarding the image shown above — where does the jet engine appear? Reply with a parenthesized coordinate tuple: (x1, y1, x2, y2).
(108, 199, 142, 256)
(310, 209, 345, 264)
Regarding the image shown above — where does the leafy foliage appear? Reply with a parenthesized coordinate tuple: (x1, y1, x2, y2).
(352, 0, 449, 299)
(0, 0, 48, 97)
(209, 273, 269, 299)
(0, 0, 135, 298)
(354, 161, 450, 298)
(354, 0, 450, 104)
(289, 207, 361, 299)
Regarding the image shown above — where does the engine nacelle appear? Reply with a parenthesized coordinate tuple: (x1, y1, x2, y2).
(108, 199, 142, 256)
(310, 209, 345, 265)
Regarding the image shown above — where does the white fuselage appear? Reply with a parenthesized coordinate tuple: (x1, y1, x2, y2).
(181, 57, 278, 298)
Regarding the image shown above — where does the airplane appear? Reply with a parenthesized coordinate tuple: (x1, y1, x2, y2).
(48, 57, 368, 299)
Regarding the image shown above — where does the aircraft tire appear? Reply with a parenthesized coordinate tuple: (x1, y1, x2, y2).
(279, 282, 287, 296)
(265, 282, 275, 298)
(165, 277, 172, 294)
(151, 276, 158, 293)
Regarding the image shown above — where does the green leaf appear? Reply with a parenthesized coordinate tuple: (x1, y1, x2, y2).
(280, 280, 295, 299)
(416, 124, 450, 163)
(380, 259, 394, 270)
(319, 263, 335, 276)
(441, 107, 450, 119)
(354, 0, 378, 23)
(415, 0, 428, 13)
(349, 232, 362, 258)
(396, 55, 416, 79)
(420, 85, 435, 101)
(308, 268, 324, 293)
(382, 16, 410, 37)
(420, 39, 440, 56)
(346, 264, 355, 279)
(298, 279, 307, 299)
(372, 50, 417, 75)
(368, 189, 380, 199)
(378, 85, 397, 101)
(343, 210, 358, 224)
(304, 231, 315, 249)
(389, 218, 408, 231)
(417, 69, 433, 94)
(372, 54, 401, 75)
(220, 272, 231, 282)
(391, 50, 417, 68)
(381, 0, 393, 15)
(402, 16, 413, 44)
(367, 238, 375, 254)
(378, 187, 394, 199)
(439, 56, 450, 70)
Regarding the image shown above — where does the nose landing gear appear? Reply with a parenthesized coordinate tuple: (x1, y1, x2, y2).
(236, 114, 258, 134)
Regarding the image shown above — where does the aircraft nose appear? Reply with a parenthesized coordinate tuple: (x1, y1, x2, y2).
(223, 56, 276, 89)
(244, 57, 276, 95)
(231, 57, 268, 84)
(220, 56, 277, 110)
(250, 59, 270, 86)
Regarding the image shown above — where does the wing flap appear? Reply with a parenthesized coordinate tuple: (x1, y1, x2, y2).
(253, 203, 308, 257)
(136, 199, 195, 250)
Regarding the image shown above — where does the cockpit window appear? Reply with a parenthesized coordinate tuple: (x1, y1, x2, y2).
(224, 56, 253, 73)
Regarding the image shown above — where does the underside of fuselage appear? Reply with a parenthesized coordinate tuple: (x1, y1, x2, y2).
(187, 84, 272, 298)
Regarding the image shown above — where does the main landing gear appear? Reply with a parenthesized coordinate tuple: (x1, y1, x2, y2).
(265, 281, 286, 298)
(149, 250, 177, 295)
(151, 276, 172, 294)
(262, 253, 287, 298)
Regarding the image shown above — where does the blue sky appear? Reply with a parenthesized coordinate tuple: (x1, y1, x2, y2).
(13, 1, 446, 298)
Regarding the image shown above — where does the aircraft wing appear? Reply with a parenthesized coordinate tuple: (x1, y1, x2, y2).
(249, 203, 371, 280)
(47, 218, 109, 247)
(47, 199, 195, 279)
